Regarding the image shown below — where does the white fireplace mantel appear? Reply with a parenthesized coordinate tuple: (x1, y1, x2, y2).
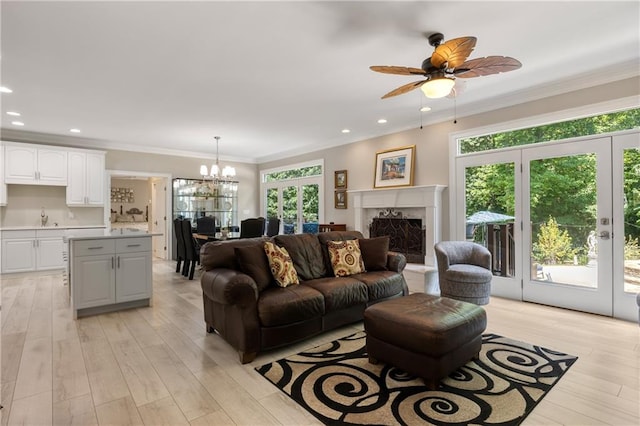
(349, 185, 446, 266)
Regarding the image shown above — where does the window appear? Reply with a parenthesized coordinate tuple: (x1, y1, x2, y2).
(260, 160, 324, 234)
(459, 108, 640, 154)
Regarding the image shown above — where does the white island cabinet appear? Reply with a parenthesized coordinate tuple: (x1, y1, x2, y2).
(69, 230, 157, 318)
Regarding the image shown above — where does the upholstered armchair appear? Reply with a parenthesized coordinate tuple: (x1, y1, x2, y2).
(434, 241, 493, 305)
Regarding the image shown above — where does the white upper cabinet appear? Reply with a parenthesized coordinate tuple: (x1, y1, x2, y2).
(67, 150, 106, 206)
(4, 142, 67, 185)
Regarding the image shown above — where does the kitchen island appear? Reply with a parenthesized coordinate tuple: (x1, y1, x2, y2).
(68, 228, 160, 318)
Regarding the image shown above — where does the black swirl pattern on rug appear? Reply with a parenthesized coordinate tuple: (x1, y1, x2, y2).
(255, 332, 577, 426)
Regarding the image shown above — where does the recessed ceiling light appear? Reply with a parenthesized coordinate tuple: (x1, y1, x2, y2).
(341, 129, 350, 134)
(6, 111, 21, 116)
(11, 121, 24, 126)
(0, 86, 13, 93)
(420, 106, 432, 112)
(70, 128, 81, 133)
(377, 119, 387, 124)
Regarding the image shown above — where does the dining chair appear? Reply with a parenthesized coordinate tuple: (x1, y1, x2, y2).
(302, 222, 319, 234)
(196, 216, 217, 235)
(173, 218, 186, 274)
(240, 217, 266, 238)
(266, 217, 280, 237)
(181, 218, 201, 280)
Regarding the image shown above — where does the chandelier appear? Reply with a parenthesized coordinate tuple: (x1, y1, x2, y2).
(200, 136, 236, 182)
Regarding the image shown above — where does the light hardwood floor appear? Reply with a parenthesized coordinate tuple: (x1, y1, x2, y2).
(1, 260, 639, 425)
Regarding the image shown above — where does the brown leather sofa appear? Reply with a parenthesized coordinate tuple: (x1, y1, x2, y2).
(200, 231, 408, 363)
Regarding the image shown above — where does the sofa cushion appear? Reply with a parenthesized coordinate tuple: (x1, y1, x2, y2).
(317, 231, 364, 276)
(235, 244, 273, 292)
(258, 285, 325, 327)
(303, 277, 368, 311)
(264, 241, 299, 287)
(351, 270, 405, 301)
(327, 240, 365, 277)
(273, 234, 326, 280)
(200, 237, 268, 270)
(358, 236, 389, 271)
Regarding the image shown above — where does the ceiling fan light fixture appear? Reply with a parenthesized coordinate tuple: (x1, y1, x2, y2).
(421, 76, 455, 99)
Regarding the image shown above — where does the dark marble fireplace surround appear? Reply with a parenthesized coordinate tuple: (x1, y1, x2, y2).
(369, 210, 425, 264)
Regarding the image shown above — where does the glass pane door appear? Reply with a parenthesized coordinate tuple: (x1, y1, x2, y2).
(523, 138, 612, 316)
(302, 183, 319, 233)
(283, 185, 298, 234)
(456, 150, 521, 300)
(613, 132, 640, 321)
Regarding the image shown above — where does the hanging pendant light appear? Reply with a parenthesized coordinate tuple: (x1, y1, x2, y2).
(200, 136, 236, 182)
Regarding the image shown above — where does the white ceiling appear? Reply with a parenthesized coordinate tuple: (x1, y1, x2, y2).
(1, 1, 638, 164)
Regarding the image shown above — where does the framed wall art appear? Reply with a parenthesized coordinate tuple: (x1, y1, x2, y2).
(334, 190, 347, 209)
(334, 169, 348, 189)
(373, 145, 415, 189)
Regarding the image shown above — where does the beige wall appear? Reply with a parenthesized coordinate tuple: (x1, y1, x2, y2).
(1, 77, 637, 233)
(105, 149, 260, 221)
(1, 185, 103, 227)
(259, 77, 640, 238)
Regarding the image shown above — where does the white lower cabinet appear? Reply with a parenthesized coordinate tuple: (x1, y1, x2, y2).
(1, 229, 65, 273)
(71, 236, 152, 316)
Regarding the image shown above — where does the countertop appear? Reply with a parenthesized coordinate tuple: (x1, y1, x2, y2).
(67, 228, 162, 241)
(0, 225, 107, 231)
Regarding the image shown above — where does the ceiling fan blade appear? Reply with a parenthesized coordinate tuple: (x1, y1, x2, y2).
(455, 56, 522, 78)
(381, 79, 427, 99)
(370, 65, 427, 76)
(431, 36, 477, 69)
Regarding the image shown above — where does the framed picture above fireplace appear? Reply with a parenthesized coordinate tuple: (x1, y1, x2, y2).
(374, 145, 415, 188)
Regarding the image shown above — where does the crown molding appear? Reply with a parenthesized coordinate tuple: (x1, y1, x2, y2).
(0, 129, 257, 164)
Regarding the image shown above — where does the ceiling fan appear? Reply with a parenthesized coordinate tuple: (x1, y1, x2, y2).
(370, 32, 522, 99)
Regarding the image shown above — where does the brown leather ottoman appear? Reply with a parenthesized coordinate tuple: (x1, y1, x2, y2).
(364, 293, 487, 390)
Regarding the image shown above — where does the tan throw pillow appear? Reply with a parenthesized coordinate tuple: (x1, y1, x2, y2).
(327, 240, 365, 277)
(264, 241, 299, 287)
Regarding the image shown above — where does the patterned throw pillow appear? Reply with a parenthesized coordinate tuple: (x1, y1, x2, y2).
(327, 239, 365, 277)
(263, 241, 299, 287)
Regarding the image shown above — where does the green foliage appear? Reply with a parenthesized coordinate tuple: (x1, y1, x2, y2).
(624, 236, 640, 261)
(460, 108, 640, 154)
(623, 148, 640, 242)
(463, 108, 640, 255)
(265, 165, 321, 182)
(465, 163, 515, 216)
(533, 217, 576, 264)
(529, 154, 596, 246)
(264, 165, 321, 229)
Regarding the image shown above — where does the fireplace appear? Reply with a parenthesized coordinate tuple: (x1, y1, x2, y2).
(350, 185, 446, 266)
(370, 213, 425, 264)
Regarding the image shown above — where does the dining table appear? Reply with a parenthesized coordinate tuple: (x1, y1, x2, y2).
(193, 232, 241, 242)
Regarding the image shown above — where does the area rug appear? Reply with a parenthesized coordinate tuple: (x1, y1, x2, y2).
(255, 332, 577, 425)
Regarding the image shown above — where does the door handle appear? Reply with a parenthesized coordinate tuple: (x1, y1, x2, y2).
(117, 256, 120, 268)
(599, 231, 610, 240)
(111, 257, 115, 269)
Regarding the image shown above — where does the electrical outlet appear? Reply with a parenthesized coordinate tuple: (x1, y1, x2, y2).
(68, 211, 75, 219)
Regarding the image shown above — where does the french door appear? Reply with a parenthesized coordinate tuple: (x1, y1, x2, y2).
(456, 131, 639, 321)
(263, 178, 322, 234)
(522, 138, 612, 316)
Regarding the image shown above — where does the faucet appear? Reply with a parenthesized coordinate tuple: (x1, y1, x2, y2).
(41, 207, 48, 227)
